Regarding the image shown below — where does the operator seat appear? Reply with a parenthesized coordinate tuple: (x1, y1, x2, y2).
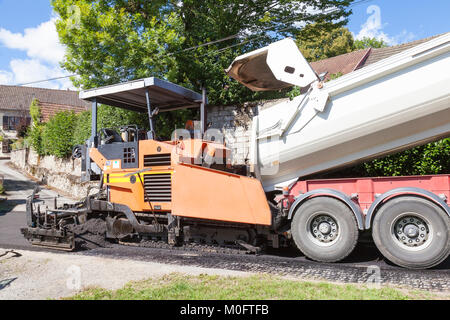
(101, 128, 123, 144)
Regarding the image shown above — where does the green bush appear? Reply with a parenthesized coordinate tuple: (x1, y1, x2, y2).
(10, 138, 25, 150)
(26, 124, 45, 156)
(72, 110, 92, 146)
(73, 105, 155, 143)
(29, 98, 41, 123)
(362, 138, 450, 176)
(41, 111, 78, 158)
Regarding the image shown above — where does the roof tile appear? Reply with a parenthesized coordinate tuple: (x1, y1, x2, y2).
(310, 49, 371, 81)
(0, 85, 89, 112)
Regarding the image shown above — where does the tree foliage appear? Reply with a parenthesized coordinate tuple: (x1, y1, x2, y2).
(26, 99, 45, 155)
(296, 22, 354, 62)
(42, 111, 78, 158)
(362, 139, 450, 176)
(29, 99, 41, 123)
(354, 36, 387, 49)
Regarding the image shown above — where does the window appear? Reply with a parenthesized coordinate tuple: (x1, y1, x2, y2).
(2, 139, 10, 153)
(2, 116, 31, 131)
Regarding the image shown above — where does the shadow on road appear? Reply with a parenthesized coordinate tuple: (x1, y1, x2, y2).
(0, 250, 22, 259)
(0, 278, 17, 291)
(0, 199, 27, 216)
(264, 241, 449, 271)
(0, 178, 37, 216)
(3, 178, 37, 192)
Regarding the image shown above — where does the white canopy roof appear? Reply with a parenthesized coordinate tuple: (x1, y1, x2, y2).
(79, 77, 203, 112)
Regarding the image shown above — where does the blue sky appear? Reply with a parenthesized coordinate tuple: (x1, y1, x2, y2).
(0, 0, 449, 89)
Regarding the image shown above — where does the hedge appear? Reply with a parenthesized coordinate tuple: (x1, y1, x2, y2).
(41, 111, 78, 158)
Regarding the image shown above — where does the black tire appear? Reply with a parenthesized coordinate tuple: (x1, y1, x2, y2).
(372, 196, 450, 269)
(291, 197, 359, 262)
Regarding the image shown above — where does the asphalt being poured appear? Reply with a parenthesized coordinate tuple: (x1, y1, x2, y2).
(68, 218, 113, 250)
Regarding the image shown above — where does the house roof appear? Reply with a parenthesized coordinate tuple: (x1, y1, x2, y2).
(310, 49, 371, 81)
(0, 85, 89, 112)
(358, 34, 445, 68)
(308, 33, 446, 80)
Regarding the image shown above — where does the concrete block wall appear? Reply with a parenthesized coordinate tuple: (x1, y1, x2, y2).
(206, 98, 289, 165)
(207, 103, 258, 165)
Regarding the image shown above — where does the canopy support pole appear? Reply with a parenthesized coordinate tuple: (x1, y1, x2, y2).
(145, 89, 155, 140)
(91, 98, 97, 147)
(200, 87, 207, 135)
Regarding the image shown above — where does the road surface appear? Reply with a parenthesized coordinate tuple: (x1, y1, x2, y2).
(0, 159, 74, 250)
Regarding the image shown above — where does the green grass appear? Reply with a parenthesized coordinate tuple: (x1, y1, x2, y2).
(66, 273, 439, 300)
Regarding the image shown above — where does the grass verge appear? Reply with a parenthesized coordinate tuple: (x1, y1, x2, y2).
(66, 273, 440, 300)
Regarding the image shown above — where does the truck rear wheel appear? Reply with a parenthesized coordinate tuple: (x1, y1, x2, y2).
(372, 196, 450, 269)
(291, 197, 358, 262)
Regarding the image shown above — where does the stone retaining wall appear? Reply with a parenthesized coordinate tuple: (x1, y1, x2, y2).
(10, 148, 95, 199)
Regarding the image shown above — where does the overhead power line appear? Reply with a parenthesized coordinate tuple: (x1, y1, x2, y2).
(15, 74, 77, 86)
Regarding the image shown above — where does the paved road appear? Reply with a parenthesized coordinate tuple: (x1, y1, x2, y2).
(0, 160, 74, 250)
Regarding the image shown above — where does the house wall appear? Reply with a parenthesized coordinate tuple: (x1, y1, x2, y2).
(0, 109, 28, 158)
(0, 109, 27, 138)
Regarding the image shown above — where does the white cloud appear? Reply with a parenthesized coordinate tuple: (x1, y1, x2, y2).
(355, 5, 416, 46)
(0, 18, 65, 64)
(8, 58, 74, 89)
(0, 70, 14, 85)
(0, 18, 73, 89)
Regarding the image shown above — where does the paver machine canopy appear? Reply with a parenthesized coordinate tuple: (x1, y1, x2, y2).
(78, 77, 207, 181)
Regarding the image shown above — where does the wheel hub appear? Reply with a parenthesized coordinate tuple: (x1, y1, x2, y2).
(318, 222, 331, 235)
(310, 214, 339, 245)
(403, 224, 419, 238)
(393, 215, 429, 248)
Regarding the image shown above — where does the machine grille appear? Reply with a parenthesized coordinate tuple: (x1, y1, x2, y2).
(143, 153, 171, 167)
(123, 147, 136, 164)
(143, 173, 172, 202)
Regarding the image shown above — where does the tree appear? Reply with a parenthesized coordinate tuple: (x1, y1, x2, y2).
(354, 36, 387, 49)
(52, 0, 353, 105)
(295, 22, 354, 62)
(26, 99, 45, 155)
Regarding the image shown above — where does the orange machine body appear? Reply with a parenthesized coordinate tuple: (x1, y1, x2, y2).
(89, 138, 271, 226)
